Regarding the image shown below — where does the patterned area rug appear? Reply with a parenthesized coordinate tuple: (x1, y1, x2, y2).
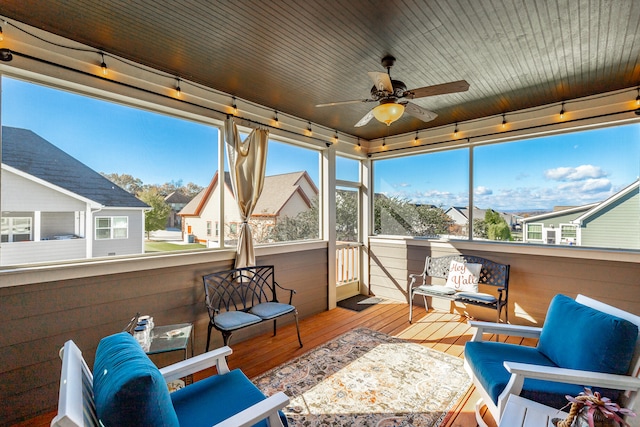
(252, 328, 471, 427)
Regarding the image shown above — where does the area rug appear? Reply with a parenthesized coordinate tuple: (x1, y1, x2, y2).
(252, 328, 471, 427)
(337, 294, 384, 312)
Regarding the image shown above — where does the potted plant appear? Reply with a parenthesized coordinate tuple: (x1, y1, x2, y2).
(552, 388, 636, 427)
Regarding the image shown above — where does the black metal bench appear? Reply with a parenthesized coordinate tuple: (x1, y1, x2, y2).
(408, 255, 510, 323)
(203, 265, 303, 351)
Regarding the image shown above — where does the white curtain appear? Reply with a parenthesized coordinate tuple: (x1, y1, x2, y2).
(224, 117, 268, 268)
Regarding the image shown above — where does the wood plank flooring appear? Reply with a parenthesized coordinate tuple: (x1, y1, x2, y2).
(16, 301, 536, 427)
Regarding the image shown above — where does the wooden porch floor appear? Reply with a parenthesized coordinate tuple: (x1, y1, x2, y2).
(20, 301, 534, 427)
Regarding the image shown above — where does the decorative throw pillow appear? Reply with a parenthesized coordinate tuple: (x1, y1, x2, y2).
(445, 260, 482, 292)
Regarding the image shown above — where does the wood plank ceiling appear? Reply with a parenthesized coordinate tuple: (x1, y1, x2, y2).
(1, 0, 639, 140)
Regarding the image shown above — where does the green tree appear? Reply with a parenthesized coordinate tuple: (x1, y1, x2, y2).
(138, 188, 171, 238)
(484, 209, 512, 241)
(268, 200, 319, 242)
(336, 190, 358, 241)
(473, 218, 488, 238)
(101, 172, 143, 194)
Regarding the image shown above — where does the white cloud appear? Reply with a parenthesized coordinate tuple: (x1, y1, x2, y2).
(475, 186, 493, 195)
(544, 164, 607, 181)
(557, 178, 612, 194)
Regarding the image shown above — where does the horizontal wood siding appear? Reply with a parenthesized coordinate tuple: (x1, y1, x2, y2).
(0, 247, 327, 426)
(369, 239, 640, 326)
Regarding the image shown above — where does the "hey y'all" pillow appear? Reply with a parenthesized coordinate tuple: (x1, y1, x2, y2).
(445, 260, 482, 292)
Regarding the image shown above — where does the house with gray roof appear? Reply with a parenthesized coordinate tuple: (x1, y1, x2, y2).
(521, 180, 640, 249)
(1, 126, 149, 265)
(179, 170, 318, 244)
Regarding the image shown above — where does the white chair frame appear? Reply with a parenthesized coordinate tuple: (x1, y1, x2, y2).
(464, 294, 640, 427)
(51, 340, 288, 427)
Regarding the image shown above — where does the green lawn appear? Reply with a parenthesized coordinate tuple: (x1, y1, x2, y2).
(145, 241, 206, 253)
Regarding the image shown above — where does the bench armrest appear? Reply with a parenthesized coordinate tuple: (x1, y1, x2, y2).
(275, 280, 296, 304)
(407, 273, 425, 292)
(469, 320, 542, 342)
(212, 391, 290, 427)
(160, 346, 232, 382)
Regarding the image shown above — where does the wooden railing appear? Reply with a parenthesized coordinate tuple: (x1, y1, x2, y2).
(336, 242, 360, 286)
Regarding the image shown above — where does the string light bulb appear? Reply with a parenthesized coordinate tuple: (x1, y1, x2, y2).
(382, 137, 386, 147)
(100, 52, 107, 76)
(357, 137, 361, 148)
(414, 131, 419, 144)
(559, 102, 565, 120)
(636, 88, 640, 107)
(306, 121, 312, 136)
(274, 111, 279, 125)
(0, 25, 4, 42)
(175, 78, 181, 97)
(334, 130, 338, 144)
(501, 113, 507, 129)
(232, 96, 238, 115)
(453, 122, 459, 138)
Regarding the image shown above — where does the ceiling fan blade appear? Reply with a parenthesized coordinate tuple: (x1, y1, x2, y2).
(354, 109, 375, 127)
(368, 72, 393, 93)
(404, 80, 470, 99)
(316, 99, 374, 107)
(402, 102, 438, 122)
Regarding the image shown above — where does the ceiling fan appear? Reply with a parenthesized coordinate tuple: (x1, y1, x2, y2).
(316, 55, 470, 127)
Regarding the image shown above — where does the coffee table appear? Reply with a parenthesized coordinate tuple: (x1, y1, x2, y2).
(146, 322, 194, 360)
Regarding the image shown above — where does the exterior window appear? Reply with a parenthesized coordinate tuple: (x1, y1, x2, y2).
(96, 216, 128, 240)
(475, 123, 639, 249)
(526, 224, 543, 241)
(1, 217, 32, 242)
(206, 221, 212, 237)
(215, 221, 219, 237)
(560, 224, 578, 245)
(373, 149, 467, 238)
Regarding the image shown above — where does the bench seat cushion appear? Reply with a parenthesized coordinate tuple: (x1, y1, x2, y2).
(171, 368, 288, 427)
(250, 302, 295, 320)
(464, 341, 586, 410)
(215, 311, 262, 331)
(93, 332, 179, 427)
(413, 285, 456, 296)
(456, 291, 497, 304)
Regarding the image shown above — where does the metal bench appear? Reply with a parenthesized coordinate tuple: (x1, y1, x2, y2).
(408, 255, 510, 323)
(203, 265, 303, 351)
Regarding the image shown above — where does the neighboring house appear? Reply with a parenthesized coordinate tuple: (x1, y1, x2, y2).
(445, 206, 522, 232)
(179, 171, 318, 244)
(521, 180, 640, 249)
(164, 191, 192, 228)
(1, 126, 149, 266)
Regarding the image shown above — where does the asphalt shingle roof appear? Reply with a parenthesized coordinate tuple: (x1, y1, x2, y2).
(2, 126, 148, 208)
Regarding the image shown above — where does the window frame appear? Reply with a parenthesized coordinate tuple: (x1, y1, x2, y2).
(1, 216, 33, 242)
(95, 216, 129, 240)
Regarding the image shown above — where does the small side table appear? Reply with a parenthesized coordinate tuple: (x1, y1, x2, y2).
(499, 394, 567, 427)
(146, 323, 194, 360)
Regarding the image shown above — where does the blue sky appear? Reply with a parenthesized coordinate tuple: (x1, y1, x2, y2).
(3, 77, 639, 211)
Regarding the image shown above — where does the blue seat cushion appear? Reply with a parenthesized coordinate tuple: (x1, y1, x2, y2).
(456, 292, 497, 304)
(215, 311, 262, 331)
(171, 368, 288, 427)
(538, 294, 638, 374)
(250, 302, 295, 320)
(93, 332, 179, 427)
(465, 341, 588, 409)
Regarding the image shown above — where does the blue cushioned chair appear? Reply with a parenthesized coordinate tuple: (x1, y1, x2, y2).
(51, 332, 289, 427)
(464, 294, 640, 427)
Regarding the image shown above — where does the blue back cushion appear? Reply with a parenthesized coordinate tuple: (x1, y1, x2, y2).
(93, 332, 179, 427)
(538, 294, 638, 374)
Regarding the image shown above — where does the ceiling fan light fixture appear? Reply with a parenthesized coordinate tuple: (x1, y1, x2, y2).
(372, 101, 405, 126)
